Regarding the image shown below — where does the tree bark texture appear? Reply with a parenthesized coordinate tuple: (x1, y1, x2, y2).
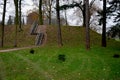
(14, 0, 19, 47)
(85, 0, 90, 50)
(39, 0, 43, 25)
(48, 0, 52, 25)
(56, 0, 63, 46)
(19, 0, 22, 31)
(102, 0, 107, 47)
(65, 10, 68, 26)
(1, 0, 7, 47)
(83, 0, 86, 27)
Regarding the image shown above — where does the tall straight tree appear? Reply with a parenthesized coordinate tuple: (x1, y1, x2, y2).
(18, 0, 22, 31)
(39, 0, 43, 25)
(85, 0, 90, 50)
(83, 0, 86, 27)
(56, 0, 63, 46)
(14, 0, 19, 47)
(64, 10, 68, 26)
(1, 0, 7, 47)
(102, 0, 106, 47)
(48, 0, 52, 25)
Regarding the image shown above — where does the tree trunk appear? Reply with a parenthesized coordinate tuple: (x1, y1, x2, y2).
(83, 0, 86, 27)
(14, 0, 19, 47)
(85, 0, 90, 50)
(83, 0, 95, 27)
(65, 10, 68, 26)
(1, 0, 7, 47)
(56, 0, 63, 46)
(39, 0, 43, 25)
(48, 0, 51, 25)
(19, 0, 22, 31)
(83, 9, 86, 27)
(102, 0, 106, 47)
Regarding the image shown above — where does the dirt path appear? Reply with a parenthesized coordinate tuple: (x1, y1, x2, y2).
(0, 46, 38, 53)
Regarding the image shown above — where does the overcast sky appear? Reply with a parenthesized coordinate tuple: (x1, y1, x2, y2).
(0, 0, 34, 22)
(0, 0, 114, 28)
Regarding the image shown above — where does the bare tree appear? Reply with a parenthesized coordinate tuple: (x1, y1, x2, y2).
(63, 0, 69, 26)
(14, 0, 19, 47)
(85, 0, 90, 50)
(64, 10, 68, 26)
(39, 0, 43, 25)
(102, 0, 106, 47)
(56, 0, 63, 46)
(18, 0, 22, 31)
(42, 0, 54, 25)
(1, 0, 7, 47)
(32, 0, 55, 25)
(60, 0, 96, 27)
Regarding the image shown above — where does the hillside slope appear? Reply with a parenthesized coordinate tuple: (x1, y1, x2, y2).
(47, 26, 102, 47)
(0, 25, 35, 49)
(0, 25, 120, 80)
(0, 25, 120, 49)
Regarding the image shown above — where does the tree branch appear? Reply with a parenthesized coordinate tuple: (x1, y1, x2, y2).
(90, 0, 96, 8)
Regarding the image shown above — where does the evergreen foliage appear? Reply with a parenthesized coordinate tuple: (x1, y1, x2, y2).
(107, 0, 120, 39)
(59, 1, 82, 10)
(107, 0, 120, 23)
(107, 24, 120, 38)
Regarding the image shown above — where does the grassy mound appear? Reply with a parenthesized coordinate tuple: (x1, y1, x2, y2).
(47, 26, 102, 47)
(0, 25, 119, 48)
(0, 25, 120, 79)
(0, 25, 35, 49)
(0, 25, 88, 48)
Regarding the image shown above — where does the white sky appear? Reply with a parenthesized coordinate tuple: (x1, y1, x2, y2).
(0, 0, 114, 28)
(0, 0, 34, 23)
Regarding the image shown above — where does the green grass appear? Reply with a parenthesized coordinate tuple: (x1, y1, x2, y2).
(0, 46, 120, 80)
(0, 25, 120, 79)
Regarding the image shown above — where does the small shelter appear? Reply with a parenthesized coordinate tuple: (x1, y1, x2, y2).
(27, 12, 39, 25)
